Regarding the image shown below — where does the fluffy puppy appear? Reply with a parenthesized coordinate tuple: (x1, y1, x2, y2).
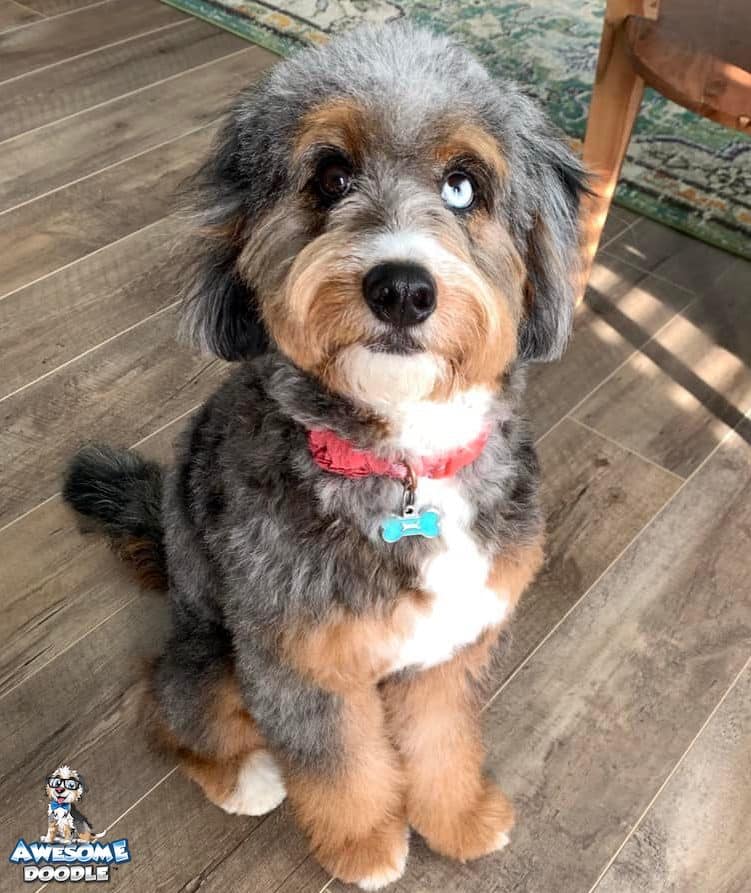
(42, 766, 99, 843)
(63, 23, 586, 889)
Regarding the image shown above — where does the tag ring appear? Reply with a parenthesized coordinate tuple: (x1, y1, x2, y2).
(401, 462, 417, 514)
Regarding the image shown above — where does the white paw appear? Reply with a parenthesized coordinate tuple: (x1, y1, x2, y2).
(218, 750, 286, 816)
(356, 831, 409, 891)
(40, 835, 51, 843)
(493, 831, 510, 852)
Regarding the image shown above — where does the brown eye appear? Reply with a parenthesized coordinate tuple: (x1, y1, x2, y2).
(316, 158, 352, 201)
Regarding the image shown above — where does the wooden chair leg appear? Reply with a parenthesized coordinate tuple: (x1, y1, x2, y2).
(579, 20, 646, 298)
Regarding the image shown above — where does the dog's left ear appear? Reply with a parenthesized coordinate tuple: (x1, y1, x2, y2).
(179, 99, 270, 362)
(75, 774, 86, 798)
(517, 127, 589, 363)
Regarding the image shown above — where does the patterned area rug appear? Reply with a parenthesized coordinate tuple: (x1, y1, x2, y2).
(161, 0, 751, 260)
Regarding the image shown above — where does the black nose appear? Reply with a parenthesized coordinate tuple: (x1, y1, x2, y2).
(362, 262, 436, 327)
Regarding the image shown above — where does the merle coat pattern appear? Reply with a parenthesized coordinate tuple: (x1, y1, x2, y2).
(64, 23, 586, 889)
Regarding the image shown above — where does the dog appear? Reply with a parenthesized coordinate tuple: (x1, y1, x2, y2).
(63, 23, 586, 889)
(41, 766, 101, 843)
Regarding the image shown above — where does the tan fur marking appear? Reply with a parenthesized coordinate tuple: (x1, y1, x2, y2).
(427, 227, 520, 397)
(487, 535, 545, 611)
(423, 123, 524, 397)
(261, 229, 367, 375)
(208, 672, 266, 759)
(281, 591, 432, 693)
(114, 535, 168, 592)
(193, 215, 246, 246)
(466, 211, 527, 299)
(142, 665, 265, 807)
(381, 632, 514, 861)
(293, 98, 368, 163)
(180, 753, 243, 807)
(285, 688, 408, 884)
(433, 123, 509, 181)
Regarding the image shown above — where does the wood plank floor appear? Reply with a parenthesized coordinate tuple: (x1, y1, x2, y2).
(0, 3, 749, 892)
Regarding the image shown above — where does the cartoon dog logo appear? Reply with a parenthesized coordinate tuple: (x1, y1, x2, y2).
(41, 766, 104, 843)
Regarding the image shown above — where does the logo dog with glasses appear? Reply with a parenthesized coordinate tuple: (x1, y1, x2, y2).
(42, 766, 103, 844)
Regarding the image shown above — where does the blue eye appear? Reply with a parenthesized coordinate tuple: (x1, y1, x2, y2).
(441, 172, 475, 210)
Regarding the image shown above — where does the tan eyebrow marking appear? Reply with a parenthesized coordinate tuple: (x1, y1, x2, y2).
(433, 122, 508, 180)
(293, 98, 369, 163)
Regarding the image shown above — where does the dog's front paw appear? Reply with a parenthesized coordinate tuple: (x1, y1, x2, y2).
(218, 750, 286, 816)
(317, 816, 409, 890)
(415, 781, 514, 863)
(39, 834, 51, 843)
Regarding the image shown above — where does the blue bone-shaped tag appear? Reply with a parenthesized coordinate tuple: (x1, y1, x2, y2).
(380, 507, 441, 544)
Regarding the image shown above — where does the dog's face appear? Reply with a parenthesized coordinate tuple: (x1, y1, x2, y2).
(46, 766, 84, 804)
(240, 102, 526, 406)
(181, 25, 586, 408)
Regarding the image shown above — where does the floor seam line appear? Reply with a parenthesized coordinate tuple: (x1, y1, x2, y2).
(535, 291, 700, 448)
(0, 404, 208, 698)
(0, 596, 137, 703)
(0, 401, 203, 538)
(0, 215, 175, 302)
(0, 17, 190, 88)
(484, 409, 747, 713)
(102, 766, 179, 837)
(567, 416, 686, 482)
(0, 0, 111, 35)
(598, 217, 641, 253)
(273, 851, 318, 893)
(0, 301, 179, 404)
(587, 654, 751, 893)
(0, 118, 214, 219)
(4, 0, 43, 21)
(599, 248, 708, 297)
(0, 44, 252, 148)
(132, 401, 204, 448)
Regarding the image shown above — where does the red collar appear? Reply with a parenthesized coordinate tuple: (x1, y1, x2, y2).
(307, 427, 490, 481)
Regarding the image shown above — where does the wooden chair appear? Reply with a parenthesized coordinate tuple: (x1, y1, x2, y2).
(580, 0, 751, 290)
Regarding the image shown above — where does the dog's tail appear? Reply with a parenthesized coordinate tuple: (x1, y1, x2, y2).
(63, 445, 168, 592)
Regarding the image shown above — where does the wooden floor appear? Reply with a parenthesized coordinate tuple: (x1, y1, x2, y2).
(1, 2, 750, 891)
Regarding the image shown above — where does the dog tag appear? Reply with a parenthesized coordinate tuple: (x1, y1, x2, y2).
(380, 505, 441, 544)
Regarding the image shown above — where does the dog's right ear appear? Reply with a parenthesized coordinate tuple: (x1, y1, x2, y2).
(178, 107, 268, 361)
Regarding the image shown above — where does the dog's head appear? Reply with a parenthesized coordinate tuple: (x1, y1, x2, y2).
(46, 766, 85, 804)
(180, 24, 586, 408)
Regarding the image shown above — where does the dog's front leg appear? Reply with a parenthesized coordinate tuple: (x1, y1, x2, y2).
(380, 540, 543, 862)
(381, 633, 513, 863)
(236, 643, 407, 890)
(288, 687, 408, 889)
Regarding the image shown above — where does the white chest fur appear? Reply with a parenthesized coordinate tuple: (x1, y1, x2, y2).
(390, 477, 509, 673)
